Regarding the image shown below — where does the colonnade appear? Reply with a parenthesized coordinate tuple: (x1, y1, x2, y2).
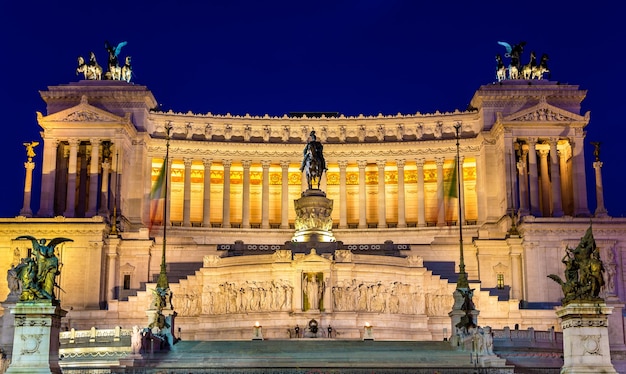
(37, 138, 117, 218)
(512, 137, 589, 218)
(154, 156, 477, 229)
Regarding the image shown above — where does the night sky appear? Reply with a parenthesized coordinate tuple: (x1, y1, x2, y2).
(0, 1, 624, 218)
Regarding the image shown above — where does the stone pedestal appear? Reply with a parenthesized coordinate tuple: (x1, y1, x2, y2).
(6, 301, 67, 374)
(252, 323, 264, 340)
(448, 288, 479, 344)
(291, 189, 335, 243)
(556, 302, 618, 373)
(0, 300, 17, 361)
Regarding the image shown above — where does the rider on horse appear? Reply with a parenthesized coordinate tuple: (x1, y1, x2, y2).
(300, 130, 327, 190)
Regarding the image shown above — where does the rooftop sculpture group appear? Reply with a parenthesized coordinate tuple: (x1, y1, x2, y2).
(548, 226, 605, 304)
(8, 236, 73, 302)
(496, 41, 550, 82)
(76, 40, 132, 82)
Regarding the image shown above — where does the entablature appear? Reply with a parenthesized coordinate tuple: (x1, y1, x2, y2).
(147, 109, 482, 144)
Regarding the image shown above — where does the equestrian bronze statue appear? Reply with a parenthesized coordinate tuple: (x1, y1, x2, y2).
(300, 131, 327, 190)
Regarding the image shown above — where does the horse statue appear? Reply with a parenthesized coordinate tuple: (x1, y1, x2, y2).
(88, 52, 103, 80)
(76, 54, 102, 80)
(121, 56, 132, 83)
(532, 54, 550, 80)
(521, 51, 536, 80)
(105, 40, 127, 80)
(497, 41, 526, 80)
(495, 55, 507, 82)
(300, 131, 327, 190)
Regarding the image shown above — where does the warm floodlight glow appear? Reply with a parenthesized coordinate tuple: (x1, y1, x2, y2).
(255, 321, 260, 327)
(365, 322, 371, 327)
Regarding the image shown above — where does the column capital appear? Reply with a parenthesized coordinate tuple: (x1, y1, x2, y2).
(396, 159, 406, 168)
(434, 157, 445, 167)
(24, 161, 35, 170)
(538, 149, 549, 157)
(101, 160, 111, 170)
(242, 160, 252, 169)
(548, 137, 560, 146)
(593, 161, 603, 169)
(415, 158, 425, 167)
(222, 159, 232, 168)
(202, 158, 213, 168)
(376, 160, 386, 169)
(279, 160, 290, 169)
(338, 160, 348, 169)
(68, 138, 81, 147)
(183, 157, 193, 167)
(357, 160, 367, 169)
(261, 160, 271, 169)
(89, 137, 101, 145)
(526, 137, 538, 146)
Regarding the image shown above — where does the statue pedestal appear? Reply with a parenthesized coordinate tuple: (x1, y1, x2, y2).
(0, 299, 18, 362)
(6, 301, 67, 374)
(556, 302, 617, 373)
(291, 189, 335, 243)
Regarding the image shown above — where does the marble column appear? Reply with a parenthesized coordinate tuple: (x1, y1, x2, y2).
(526, 138, 541, 216)
(105, 237, 120, 301)
(64, 139, 80, 217)
(183, 157, 192, 227)
(539, 149, 551, 217)
(416, 158, 426, 227)
(559, 148, 573, 215)
(202, 159, 212, 227)
(222, 159, 232, 228)
(20, 161, 35, 217)
(475, 153, 488, 224)
(396, 159, 406, 228)
(570, 136, 590, 216)
(594, 161, 608, 217)
(435, 157, 445, 226)
(338, 160, 348, 229)
(242, 160, 252, 228)
(110, 145, 119, 220)
(458, 155, 465, 224)
(165, 157, 173, 227)
(37, 139, 59, 217)
(549, 138, 564, 217)
(98, 160, 111, 216)
(510, 251, 523, 301)
(280, 161, 290, 229)
(517, 149, 529, 216)
(261, 160, 271, 229)
(87, 139, 100, 217)
(376, 160, 387, 228)
(357, 160, 367, 229)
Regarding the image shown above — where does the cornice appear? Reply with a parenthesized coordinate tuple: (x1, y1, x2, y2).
(146, 137, 484, 159)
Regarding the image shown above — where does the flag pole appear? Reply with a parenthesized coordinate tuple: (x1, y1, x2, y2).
(454, 123, 469, 289)
(156, 122, 172, 291)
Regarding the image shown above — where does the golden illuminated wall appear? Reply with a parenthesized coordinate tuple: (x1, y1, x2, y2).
(150, 158, 478, 227)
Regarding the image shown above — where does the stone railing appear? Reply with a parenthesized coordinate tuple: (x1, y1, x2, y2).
(59, 326, 132, 359)
(492, 326, 562, 348)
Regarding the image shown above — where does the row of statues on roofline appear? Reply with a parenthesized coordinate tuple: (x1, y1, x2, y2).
(496, 41, 550, 82)
(76, 40, 132, 82)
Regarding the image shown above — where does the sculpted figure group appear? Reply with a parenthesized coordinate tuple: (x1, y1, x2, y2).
(76, 40, 132, 82)
(548, 226, 606, 304)
(496, 41, 550, 82)
(8, 236, 73, 302)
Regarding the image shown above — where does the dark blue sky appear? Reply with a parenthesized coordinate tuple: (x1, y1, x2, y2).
(0, 1, 624, 218)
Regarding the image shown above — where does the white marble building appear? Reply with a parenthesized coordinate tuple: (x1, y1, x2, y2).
(1, 79, 625, 352)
